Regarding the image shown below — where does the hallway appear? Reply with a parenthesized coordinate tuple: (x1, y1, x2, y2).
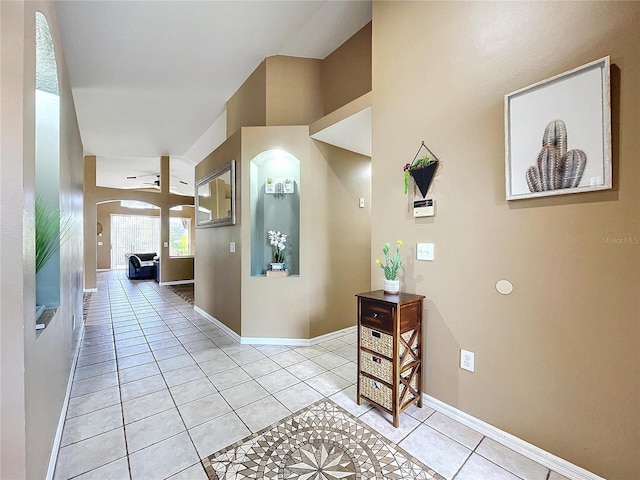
(54, 271, 566, 480)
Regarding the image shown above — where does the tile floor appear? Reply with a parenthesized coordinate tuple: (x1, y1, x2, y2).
(54, 271, 570, 480)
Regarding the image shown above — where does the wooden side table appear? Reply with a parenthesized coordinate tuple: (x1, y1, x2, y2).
(356, 290, 424, 427)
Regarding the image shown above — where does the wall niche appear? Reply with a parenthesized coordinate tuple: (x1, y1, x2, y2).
(250, 150, 300, 276)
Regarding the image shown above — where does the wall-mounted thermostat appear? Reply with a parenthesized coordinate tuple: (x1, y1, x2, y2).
(414, 199, 435, 217)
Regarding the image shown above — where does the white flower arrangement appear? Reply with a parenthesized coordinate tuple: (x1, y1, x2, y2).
(267, 230, 287, 263)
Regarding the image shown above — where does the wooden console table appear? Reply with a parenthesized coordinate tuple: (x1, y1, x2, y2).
(356, 290, 424, 427)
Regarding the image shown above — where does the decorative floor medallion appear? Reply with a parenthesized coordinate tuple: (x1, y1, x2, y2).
(202, 400, 444, 480)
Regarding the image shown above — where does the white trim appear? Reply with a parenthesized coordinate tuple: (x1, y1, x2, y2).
(160, 279, 194, 286)
(46, 322, 85, 480)
(310, 326, 356, 345)
(242, 327, 356, 346)
(83, 288, 97, 293)
(96, 268, 110, 272)
(193, 305, 356, 347)
(241, 336, 311, 346)
(422, 394, 604, 480)
(194, 306, 241, 343)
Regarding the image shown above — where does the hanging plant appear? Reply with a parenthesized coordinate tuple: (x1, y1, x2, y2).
(403, 141, 440, 197)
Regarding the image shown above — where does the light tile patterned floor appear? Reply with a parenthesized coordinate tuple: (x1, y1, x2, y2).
(54, 271, 569, 480)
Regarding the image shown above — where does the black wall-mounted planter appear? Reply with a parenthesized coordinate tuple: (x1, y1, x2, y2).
(410, 161, 439, 197)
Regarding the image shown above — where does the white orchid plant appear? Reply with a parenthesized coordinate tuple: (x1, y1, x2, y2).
(267, 230, 287, 263)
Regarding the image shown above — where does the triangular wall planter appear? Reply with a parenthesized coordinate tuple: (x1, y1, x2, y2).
(410, 161, 439, 198)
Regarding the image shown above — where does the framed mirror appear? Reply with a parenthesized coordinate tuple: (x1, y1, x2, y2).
(195, 159, 236, 228)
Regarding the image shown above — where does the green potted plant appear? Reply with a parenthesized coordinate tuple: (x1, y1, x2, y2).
(375, 240, 403, 294)
(36, 196, 71, 273)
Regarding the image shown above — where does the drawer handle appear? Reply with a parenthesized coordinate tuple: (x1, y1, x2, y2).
(371, 330, 381, 339)
(373, 312, 378, 318)
(372, 355, 382, 364)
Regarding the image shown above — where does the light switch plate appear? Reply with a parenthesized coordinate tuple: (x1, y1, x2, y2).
(164, 241, 169, 248)
(417, 243, 434, 261)
(230, 241, 236, 253)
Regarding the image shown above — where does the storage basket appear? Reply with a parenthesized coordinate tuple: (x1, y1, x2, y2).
(360, 375, 392, 410)
(360, 350, 393, 383)
(360, 326, 393, 358)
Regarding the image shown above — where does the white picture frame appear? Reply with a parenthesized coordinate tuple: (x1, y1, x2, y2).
(505, 56, 611, 200)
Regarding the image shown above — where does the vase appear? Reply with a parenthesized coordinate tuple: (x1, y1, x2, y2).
(383, 279, 400, 294)
(270, 262, 285, 271)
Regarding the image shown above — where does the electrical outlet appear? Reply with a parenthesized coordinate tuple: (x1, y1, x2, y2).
(460, 349, 475, 372)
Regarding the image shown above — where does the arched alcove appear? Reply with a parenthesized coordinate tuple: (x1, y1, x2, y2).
(250, 150, 300, 276)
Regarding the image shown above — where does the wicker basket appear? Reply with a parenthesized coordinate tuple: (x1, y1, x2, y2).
(360, 326, 393, 358)
(360, 375, 392, 410)
(360, 350, 393, 383)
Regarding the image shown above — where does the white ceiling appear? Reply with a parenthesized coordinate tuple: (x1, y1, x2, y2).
(54, 0, 371, 192)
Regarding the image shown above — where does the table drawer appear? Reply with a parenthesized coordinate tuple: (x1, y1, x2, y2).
(360, 300, 394, 332)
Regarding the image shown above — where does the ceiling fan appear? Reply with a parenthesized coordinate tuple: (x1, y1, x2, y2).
(126, 174, 188, 189)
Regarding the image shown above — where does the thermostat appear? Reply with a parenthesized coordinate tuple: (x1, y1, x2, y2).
(414, 199, 435, 217)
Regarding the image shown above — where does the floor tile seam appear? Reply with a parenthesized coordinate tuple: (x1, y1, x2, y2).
(59, 421, 125, 453)
(71, 372, 120, 393)
(60, 451, 129, 480)
(124, 421, 189, 456)
(470, 445, 549, 480)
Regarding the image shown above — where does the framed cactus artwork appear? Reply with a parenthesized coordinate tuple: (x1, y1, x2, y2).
(505, 56, 611, 200)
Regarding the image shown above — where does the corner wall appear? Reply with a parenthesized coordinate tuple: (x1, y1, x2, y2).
(194, 131, 242, 335)
(322, 22, 372, 115)
(1, 1, 84, 478)
(372, 2, 640, 478)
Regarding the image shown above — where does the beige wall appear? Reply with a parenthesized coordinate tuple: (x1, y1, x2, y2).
(96, 202, 195, 271)
(84, 156, 195, 287)
(309, 141, 371, 337)
(195, 126, 372, 340)
(372, 2, 640, 479)
(201, 23, 373, 341)
(266, 56, 323, 127)
(195, 131, 242, 334)
(240, 127, 312, 339)
(322, 22, 372, 115)
(1, 1, 84, 478)
(227, 60, 267, 137)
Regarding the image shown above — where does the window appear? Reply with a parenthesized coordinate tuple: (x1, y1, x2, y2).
(170, 217, 192, 256)
(110, 214, 160, 269)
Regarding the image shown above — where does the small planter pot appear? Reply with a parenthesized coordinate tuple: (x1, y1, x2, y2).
(383, 279, 400, 294)
(410, 161, 439, 197)
(270, 262, 285, 271)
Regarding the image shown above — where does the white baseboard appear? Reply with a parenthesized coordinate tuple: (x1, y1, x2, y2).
(83, 288, 97, 293)
(193, 305, 356, 346)
(310, 326, 357, 345)
(160, 279, 194, 286)
(194, 306, 241, 343)
(46, 322, 85, 480)
(96, 268, 110, 272)
(422, 394, 604, 480)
